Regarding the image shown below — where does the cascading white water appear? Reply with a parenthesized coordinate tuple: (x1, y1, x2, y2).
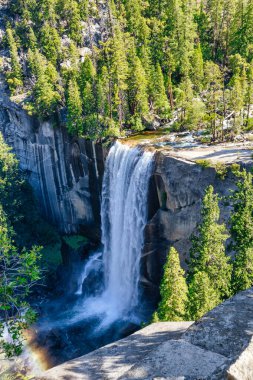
(73, 141, 154, 327)
(75, 252, 102, 295)
(100, 141, 154, 318)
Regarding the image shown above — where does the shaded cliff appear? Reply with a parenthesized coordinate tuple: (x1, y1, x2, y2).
(0, 101, 105, 236)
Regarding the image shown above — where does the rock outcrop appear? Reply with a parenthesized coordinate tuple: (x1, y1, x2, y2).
(0, 102, 105, 235)
(141, 152, 238, 301)
(36, 288, 253, 380)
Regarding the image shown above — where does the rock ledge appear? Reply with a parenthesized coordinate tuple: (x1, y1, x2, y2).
(37, 288, 253, 380)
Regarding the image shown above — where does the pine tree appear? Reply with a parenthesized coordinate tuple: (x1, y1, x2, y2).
(176, 77, 194, 125)
(204, 61, 223, 141)
(6, 28, 23, 94)
(230, 170, 253, 293)
(128, 43, 149, 129)
(154, 247, 188, 322)
(57, 0, 82, 44)
(105, 24, 129, 128)
(40, 23, 61, 65)
(79, 0, 89, 20)
(38, 0, 57, 24)
(150, 63, 170, 118)
(189, 185, 231, 300)
(27, 26, 37, 51)
(79, 56, 96, 93)
(33, 72, 61, 117)
(66, 78, 83, 135)
(124, 0, 150, 51)
(97, 66, 111, 119)
(245, 61, 253, 126)
(191, 43, 204, 92)
(188, 271, 220, 320)
(230, 0, 253, 58)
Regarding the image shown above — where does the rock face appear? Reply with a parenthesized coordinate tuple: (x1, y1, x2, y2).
(0, 102, 105, 235)
(141, 152, 251, 303)
(35, 288, 253, 380)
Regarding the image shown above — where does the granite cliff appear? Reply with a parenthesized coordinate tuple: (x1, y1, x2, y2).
(0, 98, 252, 297)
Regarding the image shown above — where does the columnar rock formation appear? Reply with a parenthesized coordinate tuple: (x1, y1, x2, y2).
(0, 103, 105, 236)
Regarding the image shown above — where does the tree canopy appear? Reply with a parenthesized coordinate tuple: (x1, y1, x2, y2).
(4, 0, 253, 138)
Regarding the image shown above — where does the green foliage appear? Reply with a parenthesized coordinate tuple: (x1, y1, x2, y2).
(150, 64, 170, 118)
(188, 271, 220, 320)
(66, 77, 83, 134)
(0, 206, 42, 357)
(230, 170, 253, 293)
(40, 23, 61, 65)
(154, 247, 188, 322)
(195, 159, 212, 168)
(33, 73, 61, 118)
(62, 235, 88, 249)
(214, 162, 228, 180)
(5, 28, 23, 94)
(5, 0, 253, 138)
(230, 163, 241, 176)
(188, 186, 232, 300)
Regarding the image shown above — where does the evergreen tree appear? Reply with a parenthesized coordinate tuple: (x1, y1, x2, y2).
(105, 24, 129, 128)
(191, 43, 204, 92)
(204, 62, 223, 141)
(27, 26, 37, 51)
(33, 72, 61, 117)
(38, 0, 57, 24)
(150, 63, 170, 118)
(66, 78, 83, 135)
(189, 185, 231, 300)
(154, 247, 188, 322)
(6, 0, 253, 139)
(124, 0, 150, 51)
(245, 61, 253, 125)
(79, 0, 89, 20)
(188, 271, 220, 320)
(40, 23, 61, 65)
(128, 43, 149, 129)
(79, 56, 96, 94)
(5, 28, 23, 94)
(230, 170, 253, 293)
(230, 0, 253, 58)
(176, 77, 194, 126)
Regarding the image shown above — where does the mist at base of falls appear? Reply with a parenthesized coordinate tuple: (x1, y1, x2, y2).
(31, 142, 154, 368)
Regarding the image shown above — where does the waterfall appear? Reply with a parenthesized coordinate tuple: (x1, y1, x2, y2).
(74, 141, 154, 327)
(100, 141, 154, 318)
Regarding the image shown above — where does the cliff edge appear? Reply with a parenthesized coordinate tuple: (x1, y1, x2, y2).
(37, 287, 253, 380)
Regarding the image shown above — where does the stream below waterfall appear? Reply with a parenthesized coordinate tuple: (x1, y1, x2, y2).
(29, 142, 154, 369)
